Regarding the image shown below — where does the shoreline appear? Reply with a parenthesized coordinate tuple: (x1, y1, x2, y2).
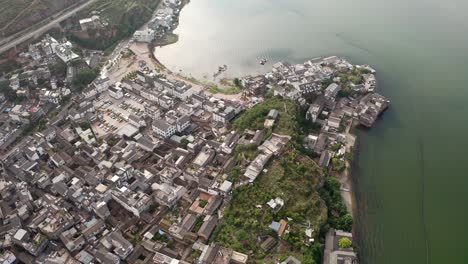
(147, 24, 370, 232)
(150, 31, 366, 229)
(110, 1, 385, 261)
(340, 120, 359, 226)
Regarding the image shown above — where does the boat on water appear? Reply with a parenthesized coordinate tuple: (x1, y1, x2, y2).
(214, 65, 228, 78)
(260, 58, 268, 65)
(218, 65, 228, 71)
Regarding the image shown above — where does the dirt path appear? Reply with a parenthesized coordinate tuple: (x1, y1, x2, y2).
(339, 121, 357, 215)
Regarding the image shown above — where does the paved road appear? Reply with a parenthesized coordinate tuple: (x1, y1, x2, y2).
(0, 0, 99, 55)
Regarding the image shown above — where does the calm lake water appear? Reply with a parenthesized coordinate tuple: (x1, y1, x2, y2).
(156, 0, 468, 263)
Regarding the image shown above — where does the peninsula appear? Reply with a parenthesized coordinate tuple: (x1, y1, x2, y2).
(0, 0, 389, 264)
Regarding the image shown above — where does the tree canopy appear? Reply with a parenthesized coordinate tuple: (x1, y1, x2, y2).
(72, 69, 99, 91)
(338, 237, 352, 248)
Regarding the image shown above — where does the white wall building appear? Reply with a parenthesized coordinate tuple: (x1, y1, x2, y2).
(109, 86, 124, 100)
(152, 119, 176, 138)
(133, 29, 155, 43)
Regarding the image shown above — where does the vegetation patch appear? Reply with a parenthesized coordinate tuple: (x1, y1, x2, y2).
(214, 150, 327, 263)
(175, 74, 243, 95)
(154, 33, 179, 46)
(121, 49, 135, 59)
(338, 237, 352, 248)
(0, 0, 34, 30)
(207, 81, 242, 95)
(235, 144, 259, 163)
(213, 98, 332, 263)
(69, 0, 161, 51)
(198, 199, 208, 208)
(0, 0, 76, 36)
(318, 177, 353, 232)
(0, 59, 23, 75)
(72, 68, 100, 91)
(233, 97, 298, 136)
(213, 97, 353, 263)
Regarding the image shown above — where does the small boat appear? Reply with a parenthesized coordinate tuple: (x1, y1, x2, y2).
(260, 58, 268, 65)
(218, 65, 228, 71)
(214, 65, 228, 78)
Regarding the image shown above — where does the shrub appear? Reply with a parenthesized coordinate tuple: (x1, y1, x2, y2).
(338, 237, 352, 248)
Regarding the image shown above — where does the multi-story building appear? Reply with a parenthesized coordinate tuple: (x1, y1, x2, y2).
(111, 187, 152, 217)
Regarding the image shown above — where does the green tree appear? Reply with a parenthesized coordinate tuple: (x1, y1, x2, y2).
(180, 138, 189, 149)
(48, 60, 67, 78)
(0, 80, 17, 101)
(233, 78, 242, 87)
(331, 158, 346, 172)
(0, 59, 21, 74)
(72, 69, 99, 91)
(337, 214, 353, 232)
(338, 237, 352, 248)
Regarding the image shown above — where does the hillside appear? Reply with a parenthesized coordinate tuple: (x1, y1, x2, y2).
(85, 0, 160, 25)
(0, 0, 76, 36)
(211, 99, 322, 263)
(215, 148, 327, 263)
(68, 0, 161, 51)
(210, 98, 353, 263)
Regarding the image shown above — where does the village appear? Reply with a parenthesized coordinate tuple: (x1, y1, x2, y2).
(0, 0, 390, 263)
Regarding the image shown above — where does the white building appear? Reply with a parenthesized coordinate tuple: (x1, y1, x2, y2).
(324, 83, 341, 99)
(152, 183, 187, 207)
(174, 115, 190, 132)
(9, 74, 20, 90)
(133, 29, 155, 43)
(212, 106, 236, 124)
(152, 119, 176, 138)
(79, 15, 100, 31)
(111, 187, 152, 217)
(306, 103, 323, 122)
(109, 85, 124, 100)
(167, 83, 193, 100)
(54, 41, 79, 63)
(0, 250, 16, 264)
(95, 76, 110, 92)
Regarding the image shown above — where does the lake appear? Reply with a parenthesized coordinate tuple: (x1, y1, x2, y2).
(156, 0, 468, 263)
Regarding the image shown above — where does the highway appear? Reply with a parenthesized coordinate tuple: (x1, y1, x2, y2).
(0, 0, 99, 55)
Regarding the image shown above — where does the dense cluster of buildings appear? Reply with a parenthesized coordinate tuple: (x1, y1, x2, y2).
(0, 1, 387, 259)
(0, 34, 102, 151)
(0, 74, 70, 151)
(243, 56, 389, 172)
(0, 48, 388, 262)
(133, 0, 183, 43)
(0, 57, 260, 262)
(26, 35, 79, 64)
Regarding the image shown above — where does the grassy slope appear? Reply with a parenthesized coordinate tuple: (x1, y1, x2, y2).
(214, 98, 328, 263)
(85, 0, 159, 25)
(233, 97, 298, 135)
(0, 0, 33, 29)
(69, 0, 160, 51)
(0, 0, 76, 36)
